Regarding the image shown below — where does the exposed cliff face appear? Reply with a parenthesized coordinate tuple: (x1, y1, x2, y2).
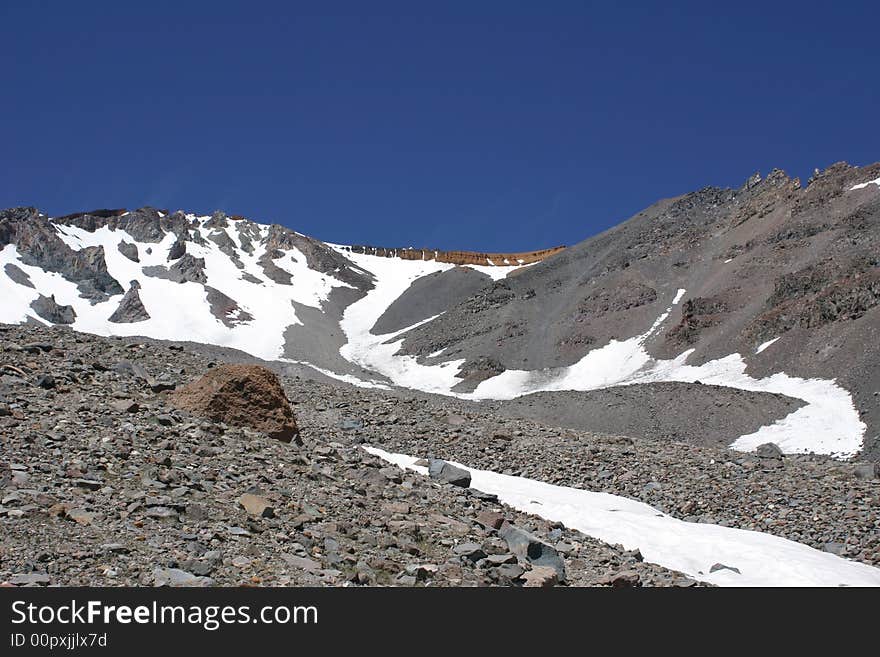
(344, 244, 566, 267)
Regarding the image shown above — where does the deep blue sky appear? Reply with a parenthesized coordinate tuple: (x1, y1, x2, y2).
(2, 2, 878, 251)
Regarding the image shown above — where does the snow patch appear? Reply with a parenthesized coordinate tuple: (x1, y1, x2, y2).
(849, 176, 880, 191)
(366, 447, 880, 587)
(756, 337, 780, 354)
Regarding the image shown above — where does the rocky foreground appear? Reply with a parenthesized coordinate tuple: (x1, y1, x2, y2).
(1, 324, 697, 587)
(1, 324, 877, 586)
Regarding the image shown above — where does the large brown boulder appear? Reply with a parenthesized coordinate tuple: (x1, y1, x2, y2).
(171, 364, 300, 443)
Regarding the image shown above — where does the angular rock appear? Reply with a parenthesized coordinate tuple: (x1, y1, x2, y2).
(66, 508, 95, 525)
(35, 375, 55, 389)
(111, 399, 139, 413)
(709, 563, 741, 575)
(171, 364, 300, 443)
(499, 523, 566, 581)
(453, 542, 486, 563)
(30, 294, 76, 324)
(476, 510, 505, 530)
(428, 459, 471, 488)
(282, 555, 321, 571)
(239, 493, 275, 518)
(167, 237, 186, 261)
(522, 566, 558, 587)
(755, 443, 784, 459)
(109, 281, 150, 324)
(205, 286, 253, 327)
(152, 567, 214, 587)
(10, 573, 51, 586)
(4, 263, 34, 288)
(117, 241, 140, 262)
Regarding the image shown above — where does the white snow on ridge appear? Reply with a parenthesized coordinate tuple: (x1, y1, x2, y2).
(1, 220, 354, 361)
(849, 176, 880, 191)
(366, 447, 880, 587)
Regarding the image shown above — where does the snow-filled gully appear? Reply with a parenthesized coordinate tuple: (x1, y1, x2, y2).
(336, 251, 866, 458)
(365, 447, 880, 587)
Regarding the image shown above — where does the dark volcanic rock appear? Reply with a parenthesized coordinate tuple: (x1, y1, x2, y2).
(0, 207, 123, 302)
(205, 287, 253, 327)
(143, 254, 207, 284)
(167, 237, 186, 261)
(4, 263, 34, 288)
(117, 241, 140, 262)
(257, 250, 292, 285)
(428, 459, 472, 487)
(30, 295, 76, 324)
(109, 281, 150, 324)
(172, 364, 300, 443)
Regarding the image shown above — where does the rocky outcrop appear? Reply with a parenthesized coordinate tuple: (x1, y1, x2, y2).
(167, 236, 186, 261)
(205, 286, 253, 327)
(264, 224, 372, 289)
(30, 294, 76, 324)
(257, 249, 292, 285)
(345, 244, 566, 267)
(143, 254, 207, 284)
(171, 364, 300, 443)
(109, 281, 150, 324)
(0, 207, 123, 303)
(117, 241, 139, 262)
(52, 207, 188, 244)
(4, 263, 34, 288)
(372, 266, 492, 335)
(666, 295, 730, 346)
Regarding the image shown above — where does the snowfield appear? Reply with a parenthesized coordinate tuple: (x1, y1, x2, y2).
(1, 219, 354, 361)
(366, 447, 880, 587)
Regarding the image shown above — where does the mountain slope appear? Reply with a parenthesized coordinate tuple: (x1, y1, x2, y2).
(2, 161, 879, 458)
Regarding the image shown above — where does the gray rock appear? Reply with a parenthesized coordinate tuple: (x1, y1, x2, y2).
(143, 254, 207, 284)
(453, 542, 486, 562)
(117, 241, 140, 262)
(282, 555, 321, 571)
(709, 563, 741, 575)
(167, 237, 186, 261)
(4, 263, 34, 288)
(30, 294, 76, 324)
(152, 567, 214, 587)
(755, 443, 784, 459)
(428, 459, 472, 488)
(499, 523, 566, 581)
(109, 281, 150, 324)
(35, 375, 55, 389)
(10, 572, 51, 586)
